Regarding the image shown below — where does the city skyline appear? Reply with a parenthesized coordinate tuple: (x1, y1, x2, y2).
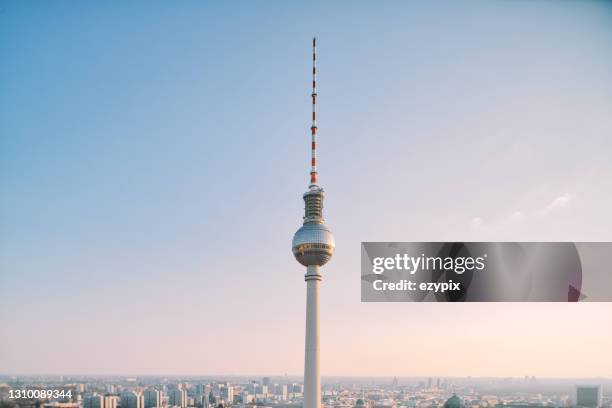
(0, 375, 610, 408)
(1, 1, 612, 377)
(1, 375, 611, 382)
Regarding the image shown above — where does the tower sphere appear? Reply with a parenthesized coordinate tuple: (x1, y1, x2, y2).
(292, 222, 335, 267)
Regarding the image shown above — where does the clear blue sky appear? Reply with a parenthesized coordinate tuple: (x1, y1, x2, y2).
(1, 1, 612, 376)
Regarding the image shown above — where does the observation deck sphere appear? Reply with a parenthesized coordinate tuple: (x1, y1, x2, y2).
(292, 222, 335, 266)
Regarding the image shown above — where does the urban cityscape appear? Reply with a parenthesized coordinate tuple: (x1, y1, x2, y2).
(0, 376, 608, 408)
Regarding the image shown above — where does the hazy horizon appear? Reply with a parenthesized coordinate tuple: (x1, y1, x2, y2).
(2, 374, 612, 381)
(1, 1, 612, 377)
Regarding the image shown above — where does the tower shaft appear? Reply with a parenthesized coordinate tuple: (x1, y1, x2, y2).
(304, 265, 321, 408)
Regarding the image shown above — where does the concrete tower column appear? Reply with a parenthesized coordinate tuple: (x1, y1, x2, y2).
(304, 265, 321, 408)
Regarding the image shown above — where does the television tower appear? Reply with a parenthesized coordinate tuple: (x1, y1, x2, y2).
(292, 37, 335, 408)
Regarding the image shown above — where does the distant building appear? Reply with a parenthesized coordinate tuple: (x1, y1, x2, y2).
(219, 386, 233, 404)
(274, 384, 288, 400)
(576, 386, 602, 408)
(241, 392, 255, 404)
(83, 394, 103, 408)
(168, 388, 187, 408)
(196, 384, 210, 397)
(242, 383, 253, 394)
(105, 396, 119, 408)
(121, 391, 144, 408)
(444, 394, 464, 408)
(144, 389, 162, 408)
(355, 399, 369, 408)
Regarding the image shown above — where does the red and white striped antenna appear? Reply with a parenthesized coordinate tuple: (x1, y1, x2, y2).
(310, 37, 318, 187)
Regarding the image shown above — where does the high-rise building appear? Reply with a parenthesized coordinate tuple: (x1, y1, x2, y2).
(144, 389, 162, 408)
(219, 386, 233, 404)
(120, 392, 143, 408)
(168, 388, 187, 408)
(241, 392, 254, 405)
(576, 386, 602, 408)
(262, 377, 271, 386)
(274, 384, 288, 401)
(291, 37, 335, 408)
(104, 396, 119, 408)
(246, 383, 256, 395)
(83, 394, 103, 408)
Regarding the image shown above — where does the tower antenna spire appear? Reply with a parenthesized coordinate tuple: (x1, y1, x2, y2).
(310, 37, 318, 186)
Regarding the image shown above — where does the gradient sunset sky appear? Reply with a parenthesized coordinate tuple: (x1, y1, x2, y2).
(1, 1, 612, 377)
